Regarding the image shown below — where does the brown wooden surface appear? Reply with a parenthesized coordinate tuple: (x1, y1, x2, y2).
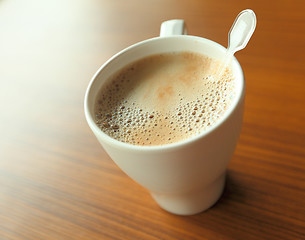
(1, 0, 305, 239)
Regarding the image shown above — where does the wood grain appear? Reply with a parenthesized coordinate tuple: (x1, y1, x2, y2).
(0, 0, 304, 239)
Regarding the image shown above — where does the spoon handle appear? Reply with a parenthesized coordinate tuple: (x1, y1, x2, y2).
(228, 9, 257, 53)
(216, 9, 257, 79)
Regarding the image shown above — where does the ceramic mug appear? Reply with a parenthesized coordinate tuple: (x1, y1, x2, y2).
(84, 20, 245, 215)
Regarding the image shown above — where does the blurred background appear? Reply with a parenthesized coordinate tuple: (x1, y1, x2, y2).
(0, 0, 304, 239)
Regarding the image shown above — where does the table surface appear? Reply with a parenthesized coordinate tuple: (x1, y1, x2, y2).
(1, 0, 305, 239)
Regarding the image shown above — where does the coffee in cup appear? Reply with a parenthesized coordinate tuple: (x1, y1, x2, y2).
(85, 19, 245, 215)
(94, 51, 235, 146)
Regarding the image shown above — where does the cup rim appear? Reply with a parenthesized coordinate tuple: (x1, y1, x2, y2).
(84, 35, 245, 152)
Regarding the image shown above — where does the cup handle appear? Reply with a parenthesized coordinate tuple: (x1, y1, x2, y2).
(160, 19, 187, 37)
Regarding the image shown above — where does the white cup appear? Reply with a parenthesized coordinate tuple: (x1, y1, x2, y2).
(84, 20, 245, 215)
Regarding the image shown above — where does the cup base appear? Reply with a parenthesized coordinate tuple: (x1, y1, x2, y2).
(151, 173, 226, 215)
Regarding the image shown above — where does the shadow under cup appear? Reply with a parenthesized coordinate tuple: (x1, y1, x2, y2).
(85, 35, 245, 215)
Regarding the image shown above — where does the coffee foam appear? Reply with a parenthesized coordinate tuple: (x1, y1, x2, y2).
(94, 52, 235, 146)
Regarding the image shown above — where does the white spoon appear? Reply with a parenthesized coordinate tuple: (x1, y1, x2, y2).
(215, 9, 257, 79)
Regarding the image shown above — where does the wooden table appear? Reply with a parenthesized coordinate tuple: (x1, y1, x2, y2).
(1, 0, 304, 239)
